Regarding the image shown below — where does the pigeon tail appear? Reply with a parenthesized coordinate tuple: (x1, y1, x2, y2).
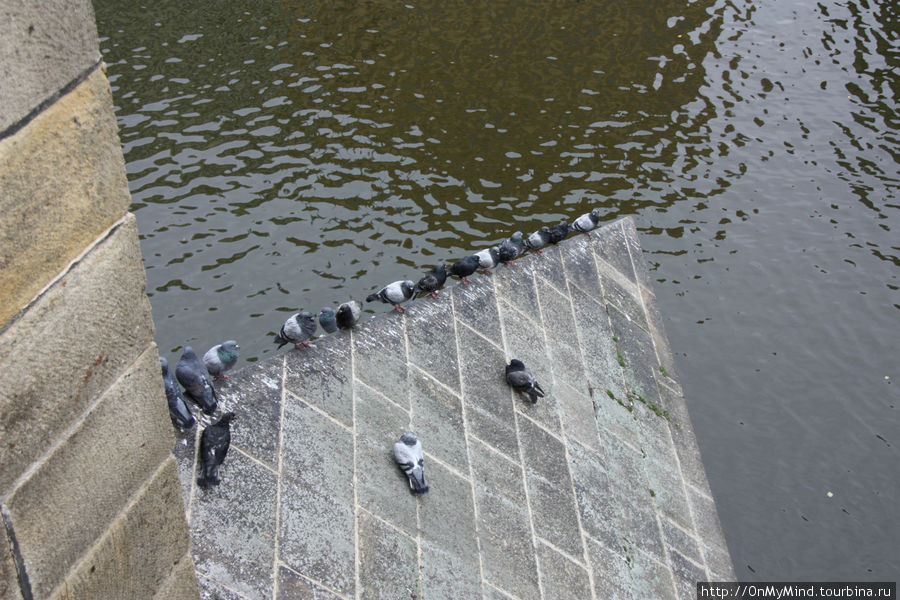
(407, 467, 429, 495)
(274, 333, 290, 349)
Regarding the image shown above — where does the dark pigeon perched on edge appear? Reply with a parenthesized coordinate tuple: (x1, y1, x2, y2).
(336, 300, 362, 329)
(449, 255, 480, 284)
(367, 279, 416, 312)
(393, 432, 429, 495)
(203, 340, 239, 380)
(498, 231, 525, 265)
(197, 412, 236, 487)
(175, 346, 218, 415)
(319, 307, 338, 334)
(547, 220, 570, 244)
(505, 359, 546, 404)
(413, 265, 449, 299)
(274, 311, 318, 349)
(161, 357, 196, 430)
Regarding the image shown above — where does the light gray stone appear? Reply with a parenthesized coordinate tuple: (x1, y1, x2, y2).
(285, 334, 353, 427)
(517, 417, 583, 558)
(559, 233, 604, 301)
(451, 275, 503, 346)
(537, 541, 592, 600)
(191, 450, 277, 600)
(567, 439, 624, 552)
(534, 278, 588, 397)
(352, 313, 409, 408)
(405, 292, 460, 393)
(218, 356, 283, 470)
(276, 565, 346, 600)
(358, 510, 419, 600)
(410, 367, 468, 475)
(493, 260, 541, 323)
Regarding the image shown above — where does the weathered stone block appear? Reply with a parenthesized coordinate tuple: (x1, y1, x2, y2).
(687, 486, 731, 554)
(534, 278, 587, 397)
(353, 314, 409, 408)
(405, 292, 460, 393)
(529, 242, 569, 295)
(660, 515, 704, 567)
(451, 275, 503, 346)
(555, 381, 600, 450)
(358, 510, 419, 600)
(278, 394, 355, 595)
(567, 439, 624, 552)
(218, 356, 283, 470)
(537, 541, 592, 600)
(51, 457, 193, 600)
(593, 220, 636, 284)
(276, 566, 344, 600)
(493, 260, 541, 323)
(628, 549, 678, 600)
(285, 334, 353, 427)
(191, 448, 277, 600)
(608, 304, 661, 406)
(0, 69, 131, 325)
(410, 366, 467, 474)
(586, 537, 635, 600)
(0, 0, 100, 132)
(559, 233, 604, 301)
(517, 417, 583, 558)
(0, 215, 155, 495)
(604, 440, 664, 561)
(1, 525, 24, 600)
(4, 346, 172, 599)
(475, 490, 540, 600)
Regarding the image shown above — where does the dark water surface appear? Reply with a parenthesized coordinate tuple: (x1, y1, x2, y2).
(95, 0, 898, 581)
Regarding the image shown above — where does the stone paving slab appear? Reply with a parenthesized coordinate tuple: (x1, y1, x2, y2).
(172, 217, 735, 599)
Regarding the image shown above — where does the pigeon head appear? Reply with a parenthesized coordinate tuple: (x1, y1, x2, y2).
(217, 412, 237, 426)
(401, 280, 415, 296)
(219, 340, 240, 358)
(182, 346, 197, 360)
(299, 311, 316, 324)
(510, 231, 524, 245)
(319, 307, 336, 322)
(508, 359, 525, 369)
(400, 432, 418, 446)
(589, 208, 602, 222)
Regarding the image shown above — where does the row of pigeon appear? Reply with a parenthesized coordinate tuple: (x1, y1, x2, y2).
(159, 208, 603, 490)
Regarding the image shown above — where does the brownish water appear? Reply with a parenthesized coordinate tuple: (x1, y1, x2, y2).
(96, 0, 898, 581)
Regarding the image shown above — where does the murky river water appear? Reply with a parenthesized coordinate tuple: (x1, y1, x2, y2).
(95, 0, 898, 581)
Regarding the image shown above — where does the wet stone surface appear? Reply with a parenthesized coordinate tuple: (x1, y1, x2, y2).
(172, 218, 735, 599)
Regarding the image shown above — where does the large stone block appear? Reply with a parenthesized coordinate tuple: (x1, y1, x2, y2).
(3, 346, 173, 599)
(0, 0, 100, 133)
(50, 457, 195, 600)
(0, 214, 155, 495)
(0, 68, 131, 325)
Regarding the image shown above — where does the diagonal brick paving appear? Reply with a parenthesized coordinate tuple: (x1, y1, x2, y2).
(172, 217, 735, 600)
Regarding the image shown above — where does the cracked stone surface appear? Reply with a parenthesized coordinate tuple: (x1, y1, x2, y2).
(173, 217, 735, 599)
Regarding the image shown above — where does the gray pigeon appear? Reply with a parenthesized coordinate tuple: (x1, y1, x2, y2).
(203, 340, 240, 380)
(275, 311, 318, 349)
(413, 265, 448, 299)
(505, 359, 545, 404)
(547, 221, 570, 244)
(161, 357, 195, 430)
(572, 208, 602, 235)
(197, 412, 236, 488)
(336, 300, 362, 329)
(525, 227, 552, 254)
(319, 307, 338, 333)
(393, 432, 429, 495)
(175, 346, 218, 415)
(498, 231, 525, 265)
(449, 255, 480, 284)
(475, 246, 501, 274)
(367, 280, 415, 312)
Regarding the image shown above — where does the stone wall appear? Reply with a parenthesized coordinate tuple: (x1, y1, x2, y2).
(0, 1, 198, 598)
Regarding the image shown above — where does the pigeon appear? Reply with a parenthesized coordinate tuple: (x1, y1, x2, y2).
(319, 307, 338, 334)
(475, 246, 501, 275)
(448, 255, 480, 284)
(393, 432, 429, 495)
(505, 359, 545, 404)
(175, 346, 218, 415)
(160, 357, 196, 430)
(413, 265, 449, 299)
(547, 221, 570, 244)
(335, 300, 362, 329)
(275, 311, 318, 349)
(524, 226, 552, 255)
(203, 340, 240, 380)
(498, 231, 525, 265)
(572, 208, 602, 235)
(197, 412, 236, 488)
(367, 280, 415, 312)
